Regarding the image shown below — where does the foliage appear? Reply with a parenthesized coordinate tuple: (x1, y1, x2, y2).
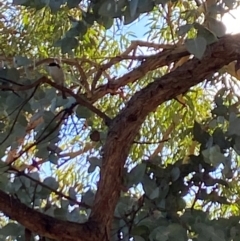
(0, 0, 240, 241)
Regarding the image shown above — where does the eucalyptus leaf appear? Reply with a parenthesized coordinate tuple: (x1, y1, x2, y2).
(0, 223, 23, 237)
(67, 207, 84, 222)
(149, 226, 169, 241)
(14, 56, 32, 67)
(202, 145, 226, 167)
(185, 36, 207, 59)
(48, 0, 63, 13)
(128, 163, 146, 186)
(12, 0, 29, 5)
(98, 0, 126, 18)
(137, 0, 154, 13)
(76, 105, 92, 119)
(178, 24, 192, 36)
(195, 23, 218, 44)
(43, 177, 59, 190)
(69, 187, 77, 205)
(228, 113, 240, 136)
(54, 207, 68, 220)
(133, 235, 145, 241)
(129, 0, 139, 17)
(124, 6, 140, 25)
(149, 187, 160, 200)
(82, 189, 95, 206)
(67, 0, 81, 8)
(170, 167, 180, 182)
(60, 37, 79, 54)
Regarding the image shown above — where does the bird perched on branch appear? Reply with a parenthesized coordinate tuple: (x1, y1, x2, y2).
(48, 62, 66, 99)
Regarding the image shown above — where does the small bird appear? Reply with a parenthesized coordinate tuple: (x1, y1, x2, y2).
(48, 62, 66, 99)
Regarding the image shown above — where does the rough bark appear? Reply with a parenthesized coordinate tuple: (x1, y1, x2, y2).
(0, 34, 240, 241)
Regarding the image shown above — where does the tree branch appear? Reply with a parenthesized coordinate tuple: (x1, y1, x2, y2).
(0, 190, 99, 241)
(90, 33, 240, 228)
(91, 44, 190, 101)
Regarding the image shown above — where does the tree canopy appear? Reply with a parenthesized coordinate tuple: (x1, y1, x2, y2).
(1, 0, 240, 240)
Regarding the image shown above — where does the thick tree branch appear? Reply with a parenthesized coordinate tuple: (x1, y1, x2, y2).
(0, 190, 100, 241)
(90, 34, 240, 227)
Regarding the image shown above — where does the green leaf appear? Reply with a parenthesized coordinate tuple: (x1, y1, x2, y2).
(149, 226, 169, 241)
(43, 177, 59, 190)
(149, 187, 160, 199)
(129, 0, 139, 17)
(19, 176, 31, 188)
(128, 163, 146, 185)
(124, 5, 140, 25)
(28, 172, 40, 181)
(14, 56, 32, 67)
(211, 105, 228, 117)
(0, 173, 10, 191)
(76, 106, 92, 119)
(155, 0, 169, 3)
(48, 153, 59, 165)
(185, 36, 207, 59)
(0, 223, 23, 237)
(66, 20, 88, 38)
(6, 94, 22, 112)
(88, 156, 102, 173)
(170, 167, 180, 182)
(168, 224, 187, 241)
(48, 0, 63, 13)
(61, 199, 70, 209)
(98, 0, 126, 18)
(14, 0, 45, 8)
(12, 0, 29, 5)
(195, 23, 218, 44)
(36, 142, 49, 159)
(142, 175, 157, 197)
(82, 189, 95, 206)
(6, 68, 20, 82)
(228, 113, 240, 136)
(67, 0, 81, 8)
(178, 24, 192, 36)
(60, 37, 79, 54)
(0, 160, 9, 172)
(137, 0, 154, 13)
(97, 16, 114, 29)
(69, 187, 77, 206)
(133, 235, 145, 241)
(202, 145, 226, 167)
(193, 223, 225, 241)
(68, 207, 86, 222)
(37, 187, 52, 199)
(54, 207, 68, 220)
(193, 121, 210, 144)
(212, 128, 229, 150)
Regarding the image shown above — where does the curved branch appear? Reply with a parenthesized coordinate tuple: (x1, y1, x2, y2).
(0, 190, 99, 241)
(90, 34, 240, 227)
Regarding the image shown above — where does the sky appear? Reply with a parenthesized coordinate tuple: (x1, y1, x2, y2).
(222, 8, 240, 34)
(120, 7, 240, 39)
